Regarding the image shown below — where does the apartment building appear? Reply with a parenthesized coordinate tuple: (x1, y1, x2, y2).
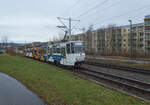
(70, 15, 150, 57)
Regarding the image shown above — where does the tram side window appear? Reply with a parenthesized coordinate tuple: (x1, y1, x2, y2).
(39, 49, 41, 55)
(66, 44, 70, 54)
(49, 48, 52, 55)
(44, 48, 46, 55)
(61, 48, 66, 57)
(43, 48, 45, 55)
(39, 48, 43, 56)
(56, 48, 60, 53)
(52, 47, 56, 53)
(71, 43, 75, 53)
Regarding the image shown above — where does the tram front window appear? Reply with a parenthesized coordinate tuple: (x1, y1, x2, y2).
(74, 43, 84, 53)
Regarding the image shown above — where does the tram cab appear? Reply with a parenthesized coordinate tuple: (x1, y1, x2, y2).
(48, 41, 85, 67)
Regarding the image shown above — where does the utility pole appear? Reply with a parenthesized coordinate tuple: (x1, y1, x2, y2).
(129, 20, 133, 58)
(69, 18, 72, 41)
(57, 17, 80, 41)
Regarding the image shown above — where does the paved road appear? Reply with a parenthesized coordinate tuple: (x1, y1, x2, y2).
(86, 56, 150, 64)
(0, 73, 46, 105)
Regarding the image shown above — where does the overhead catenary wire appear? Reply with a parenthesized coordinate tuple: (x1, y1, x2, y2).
(72, 0, 112, 29)
(93, 3, 150, 27)
(76, 0, 109, 18)
(70, 0, 82, 10)
(79, 3, 150, 30)
(61, 0, 85, 16)
(62, 0, 150, 35)
(131, 7, 150, 20)
(61, 0, 111, 33)
(73, 3, 150, 35)
(78, 0, 121, 24)
(74, 2, 118, 28)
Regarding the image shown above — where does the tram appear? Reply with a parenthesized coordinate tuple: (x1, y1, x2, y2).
(48, 41, 85, 67)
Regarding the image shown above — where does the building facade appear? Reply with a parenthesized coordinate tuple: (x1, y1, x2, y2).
(71, 15, 150, 57)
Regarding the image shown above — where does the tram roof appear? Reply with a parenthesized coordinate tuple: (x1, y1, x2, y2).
(49, 40, 83, 47)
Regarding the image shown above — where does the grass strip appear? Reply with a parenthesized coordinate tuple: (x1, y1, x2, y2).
(0, 54, 149, 105)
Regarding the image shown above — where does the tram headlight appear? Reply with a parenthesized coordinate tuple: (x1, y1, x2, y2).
(76, 58, 80, 61)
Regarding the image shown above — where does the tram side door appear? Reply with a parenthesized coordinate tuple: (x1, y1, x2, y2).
(66, 43, 75, 65)
(61, 47, 67, 65)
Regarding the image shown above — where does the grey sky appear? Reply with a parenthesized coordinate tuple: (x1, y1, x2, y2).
(0, 0, 150, 43)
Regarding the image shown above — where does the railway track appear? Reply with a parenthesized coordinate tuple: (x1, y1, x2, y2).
(85, 61, 150, 75)
(78, 68, 150, 102)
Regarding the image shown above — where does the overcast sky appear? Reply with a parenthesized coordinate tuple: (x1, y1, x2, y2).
(0, 0, 150, 43)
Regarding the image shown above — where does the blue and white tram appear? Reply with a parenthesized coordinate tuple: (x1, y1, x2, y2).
(48, 41, 85, 67)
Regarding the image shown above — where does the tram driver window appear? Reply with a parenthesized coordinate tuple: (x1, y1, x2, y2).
(66, 44, 70, 54)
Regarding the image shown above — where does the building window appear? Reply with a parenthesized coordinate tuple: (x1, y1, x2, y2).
(140, 38, 143, 42)
(133, 33, 137, 37)
(139, 44, 143, 47)
(148, 41, 150, 44)
(140, 33, 143, 36)
(148, 34, 150, 39)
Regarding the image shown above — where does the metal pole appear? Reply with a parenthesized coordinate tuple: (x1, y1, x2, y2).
(57, 17, 80, 41)
(69, 18, 71, 41)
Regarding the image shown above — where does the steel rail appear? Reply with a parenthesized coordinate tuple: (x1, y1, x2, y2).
(78, 68, 150, 101)
(85, 61, 150, 75)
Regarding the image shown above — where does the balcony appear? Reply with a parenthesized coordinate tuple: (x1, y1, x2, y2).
(145, 30, 150, 33)
(145, 23, 150, 26)
(137, 29, 144, 32)
(145, 45, 150, 48)
(145, 39, 150, 41)
(132, 30, 137, 33)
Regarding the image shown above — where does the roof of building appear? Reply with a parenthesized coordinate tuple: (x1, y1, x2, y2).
(145, 15, 150, 19)
(118, 23, 144, 28)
